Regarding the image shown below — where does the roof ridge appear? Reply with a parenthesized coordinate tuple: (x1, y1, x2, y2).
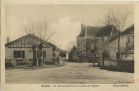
(5, 33, 54, 47)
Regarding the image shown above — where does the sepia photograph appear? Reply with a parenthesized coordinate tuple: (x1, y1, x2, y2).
(5, 4, 134, 84)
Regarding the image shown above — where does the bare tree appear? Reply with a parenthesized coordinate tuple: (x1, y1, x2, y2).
(95, 9, 130, 67)
(103, 10, 130, 61)
(23, 20, 53, 42)
(23, 20, 54, 67)
(66, 40, 77, 52)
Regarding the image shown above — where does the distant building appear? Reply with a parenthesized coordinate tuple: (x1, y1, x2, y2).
(76, 24, 100, 62)
(5, 34, 55, 66)
(68, 46, 79, 62)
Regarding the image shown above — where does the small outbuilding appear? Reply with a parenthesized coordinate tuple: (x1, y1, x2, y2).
(5, 34, 55, 67)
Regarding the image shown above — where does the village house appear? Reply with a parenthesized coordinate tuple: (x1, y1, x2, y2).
(95, 25, 118, 66)
(94, 24, 134, 71)
(76, 24, 100, 62)
(5, 34, 56, 67)
(76, 23, 134, 72)
(107, 24, 134, 71)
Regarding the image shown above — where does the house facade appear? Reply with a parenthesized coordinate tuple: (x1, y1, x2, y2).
(5, 34, 55, 66)
(104, 24, 134, 71)
(94, 24, 134, 71)
(108, 25, 134, 59)
(95, 25, 118, 66)
(76, 24, 99, 62)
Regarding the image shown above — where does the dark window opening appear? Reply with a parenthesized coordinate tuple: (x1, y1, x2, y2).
(60, 52, 66, 57)
(14, 51, 25, 58)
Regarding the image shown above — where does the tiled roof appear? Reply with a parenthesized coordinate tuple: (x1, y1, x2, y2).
(121, 24, 134, 35)
(86, 26, 100, 36)
(78, 25, 100, 37)
(5, 34, 55, 48)
(96, 25, 118, 37)
(109, 24, 134, 43)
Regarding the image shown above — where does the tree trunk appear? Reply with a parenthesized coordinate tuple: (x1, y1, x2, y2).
(32, 46, 37, 66)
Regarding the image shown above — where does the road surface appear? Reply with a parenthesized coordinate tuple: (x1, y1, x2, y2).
(6, 62, 133, 84)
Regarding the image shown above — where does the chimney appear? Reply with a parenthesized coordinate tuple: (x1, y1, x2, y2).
(32, 33, 35, 36)
(7, 36, 10, 43)
(110, 26, 114, 36)
(81, 24, 85, 31)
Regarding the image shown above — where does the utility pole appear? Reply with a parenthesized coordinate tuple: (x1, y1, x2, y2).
(117, 30, 121, 62)
(85, 24, 87, 62)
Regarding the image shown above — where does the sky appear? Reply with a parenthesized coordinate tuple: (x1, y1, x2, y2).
(5, 4, 134, 50)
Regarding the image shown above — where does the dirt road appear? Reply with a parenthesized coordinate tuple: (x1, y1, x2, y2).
(6, 62, 133, 84)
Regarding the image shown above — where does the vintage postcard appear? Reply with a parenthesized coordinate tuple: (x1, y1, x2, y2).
(1, 0, 139, 91)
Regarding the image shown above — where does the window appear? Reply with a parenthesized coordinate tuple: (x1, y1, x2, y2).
(60, 52, 66, 57)
(14, 51, 25, 58)
(93, 53, 97, 57)
(127, 35, 134, 50)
